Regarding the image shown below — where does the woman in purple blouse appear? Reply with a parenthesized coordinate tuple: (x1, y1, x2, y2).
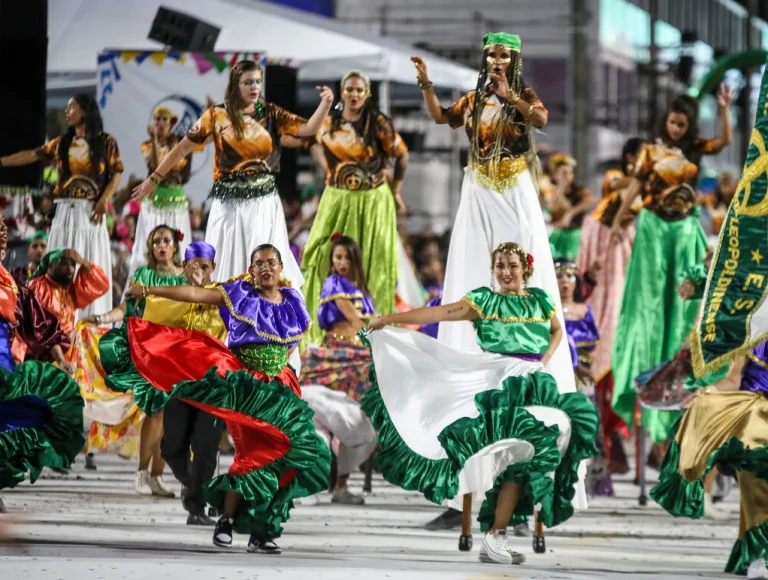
(121, 244, 330, 555)
(555, 258, 610, 496)
(300, 233, 377, 505)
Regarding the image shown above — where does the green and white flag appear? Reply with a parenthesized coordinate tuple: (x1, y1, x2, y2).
(693, 58, 768, 376)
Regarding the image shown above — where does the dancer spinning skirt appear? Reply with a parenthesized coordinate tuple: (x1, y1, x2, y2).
(0, 260, 84, 510)
(0, 94, 123, 319)
(133, 60, 333, 287)
(129, 106, 194, 277)
(364, 243, 598, 565)
(301, 70, 408, 345)
(412, 33, 575, 396)
(547, 153, 593, 260)
(300, 235, 377, 504)
(651, 344, 768, 578)
(576, 138, 643, 456)
(610, 88, 733, 443)
(108, 244, 329, 554)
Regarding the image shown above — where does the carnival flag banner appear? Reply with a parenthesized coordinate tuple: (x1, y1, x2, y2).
(97, 51, 266, 205)
(692, 58, 768, 377)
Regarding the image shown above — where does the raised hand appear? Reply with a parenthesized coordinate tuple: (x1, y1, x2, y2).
(316, 85, 334, 105)
(489, 72, 511, 100)
(717, 83, 734, 108)
(410, 56, 429, 84)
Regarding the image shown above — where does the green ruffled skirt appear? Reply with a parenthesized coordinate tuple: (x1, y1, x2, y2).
(651, 390, 768, 575)
(101, 320, 330, 538)
(612, 209, 707, 442)
(301, 184, 398, 346)
(360, 329, 598, 529)
(0, 361, 84, 490)
(549, 227, 582, 260)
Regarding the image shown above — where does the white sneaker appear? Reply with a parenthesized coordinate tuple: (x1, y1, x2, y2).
(331, 487, 365, 505)
(148, 475, 176, 498)
(134, 470, 152, 496)
(704, 494, 728, 521)
(748, 558, 768, 580)
(479, 531, 525, 565)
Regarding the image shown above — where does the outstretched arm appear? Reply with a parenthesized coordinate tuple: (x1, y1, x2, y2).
(0, 149, 41, 167)
(126, 283, 223, 306)
(369, 299, 476, 330)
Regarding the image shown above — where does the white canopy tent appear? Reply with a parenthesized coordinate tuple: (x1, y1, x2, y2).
(47, 0, 477, 91)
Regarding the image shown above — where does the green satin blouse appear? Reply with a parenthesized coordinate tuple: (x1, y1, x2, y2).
(463, 286, 555, 356)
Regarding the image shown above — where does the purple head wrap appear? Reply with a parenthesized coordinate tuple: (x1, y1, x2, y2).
(184, 241, 216, 262)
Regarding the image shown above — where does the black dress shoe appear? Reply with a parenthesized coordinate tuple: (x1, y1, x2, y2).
(424, 508, 463, 530)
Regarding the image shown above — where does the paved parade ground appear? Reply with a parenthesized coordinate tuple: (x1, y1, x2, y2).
(0, 454, 738, 579)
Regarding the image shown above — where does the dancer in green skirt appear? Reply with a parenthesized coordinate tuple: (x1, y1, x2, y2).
(301, 70, 409, 345)
(547, 153, 593, 260)
(608, 86, 733, 443)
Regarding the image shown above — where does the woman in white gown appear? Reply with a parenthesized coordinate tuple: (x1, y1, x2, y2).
(132, 60, 333, 287)
(365, 242, 598, 565)
(412, 32, 581, 524)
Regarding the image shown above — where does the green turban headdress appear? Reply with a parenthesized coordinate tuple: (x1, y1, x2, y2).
(483, 32, 521, 51)
(29, 248, 64, 280)
(29, 231, 48, 243)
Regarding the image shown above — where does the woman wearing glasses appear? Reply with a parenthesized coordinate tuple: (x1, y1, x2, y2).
(112, 244, 329, 554)
(132, 60, 334, 286)
(300, 70, 409, 345)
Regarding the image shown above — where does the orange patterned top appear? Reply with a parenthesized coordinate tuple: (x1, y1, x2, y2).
(634, 139, 723, 220)
(442, 87, 545, 184)
(28, 263, 110, 336)
(592, 169, 642, 227)
(186, 104, 306, 180)
(36, 134, 124, 200)
(314, 115, 408, 190)
(141, 137, 192, 186)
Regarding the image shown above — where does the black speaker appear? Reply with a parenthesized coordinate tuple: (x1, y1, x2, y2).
(265, 64, 299, 201)
(148, 7, 220, 51)
(0, 0, 47, 189)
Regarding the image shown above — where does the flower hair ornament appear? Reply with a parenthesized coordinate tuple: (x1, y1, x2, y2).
(175, 229, 185, 243)
(491, 241, 534, 281)
(330, 232, 343, 242)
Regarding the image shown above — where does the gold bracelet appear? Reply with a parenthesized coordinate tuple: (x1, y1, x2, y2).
(524, 102, 542, 118)
(418, 79, 434, 90)
(142, 285, 149, 299)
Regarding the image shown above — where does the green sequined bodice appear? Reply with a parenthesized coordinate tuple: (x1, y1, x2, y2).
(233, 343, 289, 377)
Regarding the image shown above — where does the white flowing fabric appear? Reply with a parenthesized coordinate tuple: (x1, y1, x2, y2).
(302, 386, 377, 475)
(396, 236, 426, 308)
(369, 327, 572, 500)
(436, 169, 586, 510)
(49, 199, 112, 319)
(128, 203, 191, 278)
(205, 192, 303, 287)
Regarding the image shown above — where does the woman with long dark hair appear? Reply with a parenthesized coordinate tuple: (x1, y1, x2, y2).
(300, 234, 377, 505)
(301, 70, 409, 345)
(411, 33, 576, 398)
(609, 87, 733, 445)
(132, 60, 333, 288)
(0, 94, 122, 319)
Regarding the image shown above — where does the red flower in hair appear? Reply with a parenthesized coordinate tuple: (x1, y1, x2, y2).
(527, 254, 534, 268)
(330, 232, 342, 242)
(175, 229, 185, 242)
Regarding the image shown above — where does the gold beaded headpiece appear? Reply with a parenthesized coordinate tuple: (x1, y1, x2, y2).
(554, 259, 578, 277)
(491, 242, 534, 281)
